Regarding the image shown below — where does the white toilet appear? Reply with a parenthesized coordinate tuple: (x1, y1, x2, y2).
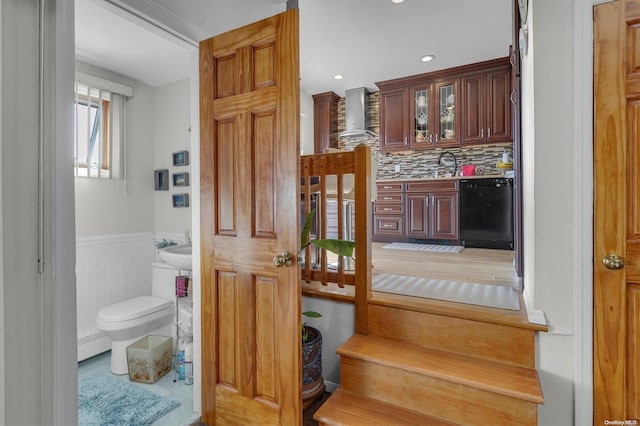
(96, 262, 181, 375)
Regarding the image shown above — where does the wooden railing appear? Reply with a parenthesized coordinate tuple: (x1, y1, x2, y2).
(300, 144, 372, 333)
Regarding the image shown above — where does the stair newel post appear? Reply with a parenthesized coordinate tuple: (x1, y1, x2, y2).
(354, 144, 372, 335)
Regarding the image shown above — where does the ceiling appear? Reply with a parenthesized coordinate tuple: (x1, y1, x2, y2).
(76, 0, 513, 95)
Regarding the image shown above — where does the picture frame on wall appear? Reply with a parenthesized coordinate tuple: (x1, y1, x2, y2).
(172, 150, 190, 167)
(172, 172, 189, 187)
(154, 169, 169, 191)
(172, 193, 190, 208)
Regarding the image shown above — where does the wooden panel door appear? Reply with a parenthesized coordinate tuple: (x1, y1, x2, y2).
(200, 9, 301, 425)
(405, 193, 429, 239)
(380, 87, 410, 151)
(594, 0, 640, 421)
(485, 68, 512, 143)
(461, 74, 486, 144)
(431, 191, 458, 240)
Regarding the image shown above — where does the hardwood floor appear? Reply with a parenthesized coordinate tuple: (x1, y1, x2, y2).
(370, 242, 519, 288)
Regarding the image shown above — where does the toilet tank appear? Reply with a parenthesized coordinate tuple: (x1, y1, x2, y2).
(152, 262, 182, 300)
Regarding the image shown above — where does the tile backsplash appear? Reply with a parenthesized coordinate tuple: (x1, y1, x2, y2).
(335, 91, 513, 179)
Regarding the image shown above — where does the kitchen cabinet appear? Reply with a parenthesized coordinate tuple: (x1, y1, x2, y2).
(411, 79, 460, 148)
(373, 180, 458, 242)
(376, 57, 511, 152)
(372, 182, 405, 241)
(312, 91, 340, 153)
(405, 181, 458, 240)
(379, 88, 410, 150)
(461, 65, 512, 145)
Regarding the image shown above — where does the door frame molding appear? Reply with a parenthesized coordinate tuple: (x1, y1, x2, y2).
(574, 0, 615, 425)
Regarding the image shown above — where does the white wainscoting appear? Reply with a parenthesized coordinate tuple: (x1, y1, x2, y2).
(76, 233, 155, 361)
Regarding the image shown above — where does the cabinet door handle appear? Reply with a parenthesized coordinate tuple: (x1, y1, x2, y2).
(383, 186, 392, 189)
(435, 134, 439, 142)
(383, 208, 393, 211)
(383, 197, 393, 200)
(382, 224, 394, 228)
(488, 128, 491, 138)
(429, 134, 432, 143)
(425, 198, 430, 207)
(481, 128, 484, 138)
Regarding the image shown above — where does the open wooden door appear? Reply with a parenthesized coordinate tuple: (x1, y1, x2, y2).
(594, 0, 640, 421)
(199, 9, 301, 425)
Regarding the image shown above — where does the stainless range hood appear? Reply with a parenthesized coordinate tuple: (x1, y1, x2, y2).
(338, 87, 378, 138)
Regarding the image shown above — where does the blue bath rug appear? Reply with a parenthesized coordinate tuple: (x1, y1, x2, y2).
(78, 374, 180, 426)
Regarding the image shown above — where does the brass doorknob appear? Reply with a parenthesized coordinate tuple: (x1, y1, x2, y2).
(273, 251, 294, 268)
(602, 254, 625, 270)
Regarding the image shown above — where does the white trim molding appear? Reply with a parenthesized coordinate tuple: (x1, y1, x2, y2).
(573, 1, 613, 425)
(101, 0, 207, 47)
(75, 71, 133, 97)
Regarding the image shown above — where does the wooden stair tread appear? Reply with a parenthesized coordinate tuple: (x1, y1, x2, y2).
(313, 388, 455, 426)
(338, 334, 544, 404)
(369, 290, 548, 332)
(303, 281, 548, 332)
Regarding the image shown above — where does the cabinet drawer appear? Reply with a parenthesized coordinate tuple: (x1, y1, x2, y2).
(376, 182, 405, 192)
(406, 180, 458, 192)
(374, 203, 404, 214)
(374, 215, 404, 236)
(377, 193, 404, 203)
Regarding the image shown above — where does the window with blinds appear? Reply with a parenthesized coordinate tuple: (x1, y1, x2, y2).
(74, 72, 131, 179)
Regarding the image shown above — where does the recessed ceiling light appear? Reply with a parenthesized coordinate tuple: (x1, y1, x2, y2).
(333, 74, 344, 80)
(392, 0, 405, 3)
(421, 54, 436, 62)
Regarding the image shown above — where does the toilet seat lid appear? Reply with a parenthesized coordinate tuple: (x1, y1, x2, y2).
(97, 296, 173, 322)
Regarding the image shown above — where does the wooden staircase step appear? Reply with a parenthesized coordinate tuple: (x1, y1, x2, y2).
(313, 388, 455, 426)
(369, 290, 547, 331)
(339, 334, 544, 404)
(367, 303, 537, 367)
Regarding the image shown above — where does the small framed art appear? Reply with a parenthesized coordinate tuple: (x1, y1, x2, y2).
(172, 172, 189, 187)
(172, 193, 190, 208)
(172, 150, 190, 167)
(154, 169, 169, 191)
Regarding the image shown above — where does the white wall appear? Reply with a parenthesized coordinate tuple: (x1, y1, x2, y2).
(302, 296, 354, 390)
(1, 0, 77, 423)
(74, 62, 156, 237)
(522, 0, 576, 424)
(153, 78, 192, 234)
(300, 90, 314, 155)
(1, 2, 42, 422)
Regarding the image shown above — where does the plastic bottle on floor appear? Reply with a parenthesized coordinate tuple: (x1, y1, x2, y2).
(177, 338, 185, 380)
(184, 338, 193, 385)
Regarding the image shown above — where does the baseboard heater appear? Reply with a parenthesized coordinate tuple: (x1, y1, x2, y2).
(77, 331, 111, 362)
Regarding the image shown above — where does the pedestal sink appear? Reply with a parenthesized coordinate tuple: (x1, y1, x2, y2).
(158, 243, 192, 270)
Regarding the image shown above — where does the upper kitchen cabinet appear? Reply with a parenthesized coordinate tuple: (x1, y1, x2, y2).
(379, 87, 411, 150)
(461, 59, 512, 145)
(377, 56, 511, 152)
(312, 91, 340, 153)
(411, 79, 460, 148)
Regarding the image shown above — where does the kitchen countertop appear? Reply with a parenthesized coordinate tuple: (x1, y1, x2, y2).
(377, 174, 507, 183)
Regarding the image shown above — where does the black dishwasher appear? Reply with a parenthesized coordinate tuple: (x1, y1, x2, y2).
(459, 178, 514, 249)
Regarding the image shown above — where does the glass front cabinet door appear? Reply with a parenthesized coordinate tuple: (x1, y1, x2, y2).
(410, 79, 459, 148)
(411, 85, 431, 148)
(435, 80, 459, 146)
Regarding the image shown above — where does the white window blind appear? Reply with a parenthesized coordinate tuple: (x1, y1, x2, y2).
(74, 72, 132, 179)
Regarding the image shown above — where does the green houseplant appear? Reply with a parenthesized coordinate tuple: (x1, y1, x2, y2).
(300, 209, 355, 259)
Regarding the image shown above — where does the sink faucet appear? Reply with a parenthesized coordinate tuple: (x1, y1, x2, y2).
(438, 151, 457, 176)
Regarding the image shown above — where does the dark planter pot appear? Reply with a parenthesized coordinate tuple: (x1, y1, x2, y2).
(302, 325, 323, 400)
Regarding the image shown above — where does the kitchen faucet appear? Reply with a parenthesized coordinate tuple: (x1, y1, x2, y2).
(438, 151, 457, 176)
